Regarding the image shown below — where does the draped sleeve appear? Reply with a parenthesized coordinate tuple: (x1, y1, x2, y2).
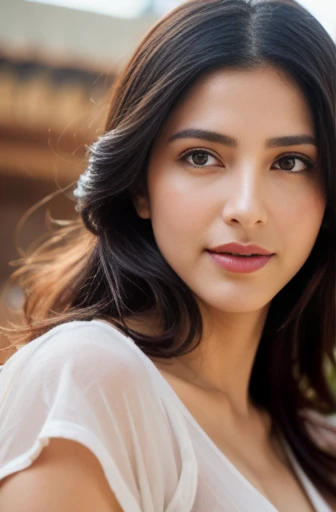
(0, 321, 197, 512)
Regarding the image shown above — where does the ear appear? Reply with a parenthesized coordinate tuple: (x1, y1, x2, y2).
(133, 193, 151, 220)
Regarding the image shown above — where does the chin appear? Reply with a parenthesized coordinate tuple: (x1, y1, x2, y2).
(195, 294, 271, 315)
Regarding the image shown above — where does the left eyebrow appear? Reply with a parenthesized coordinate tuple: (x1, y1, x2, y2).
(167, 128, 317, 148)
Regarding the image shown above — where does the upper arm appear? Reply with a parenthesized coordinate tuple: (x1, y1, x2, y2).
(0, 439, 124, 512)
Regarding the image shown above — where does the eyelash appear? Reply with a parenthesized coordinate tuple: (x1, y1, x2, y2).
(179, 148, 316, 173)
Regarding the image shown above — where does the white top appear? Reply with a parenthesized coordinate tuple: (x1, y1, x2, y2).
(0, 319, 333, 511)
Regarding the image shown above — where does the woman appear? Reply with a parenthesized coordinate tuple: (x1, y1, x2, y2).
(0, 0, 335, 510)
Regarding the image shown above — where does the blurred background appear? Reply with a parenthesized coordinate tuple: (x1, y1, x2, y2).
(0, 0, 335, 361)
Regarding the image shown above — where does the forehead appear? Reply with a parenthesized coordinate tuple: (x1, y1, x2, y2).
(159, 65, 315, 142)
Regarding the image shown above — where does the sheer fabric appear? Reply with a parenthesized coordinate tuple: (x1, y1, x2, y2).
(0, 320, 333, 511)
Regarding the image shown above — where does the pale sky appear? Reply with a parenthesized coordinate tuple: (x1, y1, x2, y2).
(298, 0, 335, 40)
(26, 0, 336, 39)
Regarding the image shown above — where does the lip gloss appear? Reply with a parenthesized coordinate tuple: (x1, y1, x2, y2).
(207, 251, 274, 273)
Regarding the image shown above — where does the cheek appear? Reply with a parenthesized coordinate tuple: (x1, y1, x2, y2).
(148, 170, 211, 243)
(278, 183, 325, 259)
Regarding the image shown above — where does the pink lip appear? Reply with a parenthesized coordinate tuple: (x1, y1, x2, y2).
(209, 242, 274, 256)
(207, 251, 274, 273)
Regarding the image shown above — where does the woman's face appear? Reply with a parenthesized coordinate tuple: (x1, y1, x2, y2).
(135, 65, 326, 314)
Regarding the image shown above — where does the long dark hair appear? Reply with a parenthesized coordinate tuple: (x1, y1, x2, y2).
(4, 0, 336, 497)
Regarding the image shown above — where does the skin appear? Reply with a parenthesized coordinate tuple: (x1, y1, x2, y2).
(135, 64, 326, 421)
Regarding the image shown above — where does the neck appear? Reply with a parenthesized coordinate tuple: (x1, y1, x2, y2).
(173, 302, 271, 418)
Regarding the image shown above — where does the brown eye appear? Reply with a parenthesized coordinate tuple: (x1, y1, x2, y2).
(273, 154, 315, 173)
(280, 157, 295, 170)
(192, 151, 210, 166)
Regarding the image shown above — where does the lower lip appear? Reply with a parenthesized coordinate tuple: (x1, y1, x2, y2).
(207, 251, 274, 273)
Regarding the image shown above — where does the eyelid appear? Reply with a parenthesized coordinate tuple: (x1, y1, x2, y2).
(274, 151, 315, 162)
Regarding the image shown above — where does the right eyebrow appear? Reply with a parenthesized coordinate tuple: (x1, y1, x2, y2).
(168, 129, 237, 147)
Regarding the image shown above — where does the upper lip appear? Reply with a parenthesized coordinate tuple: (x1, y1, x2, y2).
(208, 242, 274, 256)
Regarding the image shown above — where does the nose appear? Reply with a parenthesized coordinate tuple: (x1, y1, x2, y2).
(221, 167, 268, 229)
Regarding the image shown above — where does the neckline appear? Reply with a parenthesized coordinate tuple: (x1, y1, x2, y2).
(91, 319, 328, 512)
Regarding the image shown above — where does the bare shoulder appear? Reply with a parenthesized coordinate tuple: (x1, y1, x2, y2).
(0, 438, 123, 512)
